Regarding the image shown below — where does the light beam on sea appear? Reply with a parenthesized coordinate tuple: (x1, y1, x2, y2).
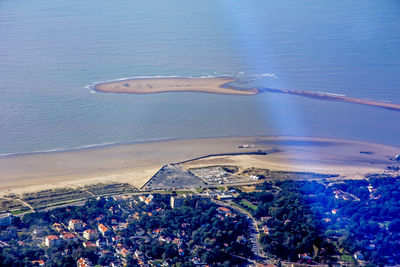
(215, 1, 319, 171)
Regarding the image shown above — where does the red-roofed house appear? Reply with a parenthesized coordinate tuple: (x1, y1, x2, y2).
(83, 229, 99, 240)
(31, 260, 45, 266)
(52, 223, 63, 232)
(262, 225, 269, 235)
(152, 228, 161, 235)
(216, 207, 230, 213)
(98, 223, 111, 237)
(82, 241, 97, 248)
(61, 232, 78, 243)
(77, 257, 92, 267)
(117, 247, 130, 258)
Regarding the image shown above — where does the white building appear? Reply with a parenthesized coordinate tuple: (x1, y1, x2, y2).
(83, 229, 99, 240)
(68, 219, 84, 231)
(170, 196, 185, 209)
(44, 235, 62, 247)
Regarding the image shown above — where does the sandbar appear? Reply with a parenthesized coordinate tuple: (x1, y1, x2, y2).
(0, 136, 398, 196)
(94, 77, 258, 95)
(94, 76, 400, 111)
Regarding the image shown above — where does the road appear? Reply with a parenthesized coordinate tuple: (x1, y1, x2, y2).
(211, 199, 264, 260)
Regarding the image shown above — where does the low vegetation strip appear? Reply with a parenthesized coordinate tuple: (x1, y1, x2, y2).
(16, 183, 138, 210)
(21, 188, 92, 208)
(84, 183, 138, 196)
(0, 198, 27, 212)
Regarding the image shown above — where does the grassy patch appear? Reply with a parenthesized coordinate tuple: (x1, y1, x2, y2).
(196, 188, 206, 194)
(240, 199, 257, 211)
(21, 188, 91, 208)
(238, 185, 257, 193)
(341, 254, 355, 263)
(11, 209, 30, 215)
(0, 198, 26, 212)
(240, 167, 269, 178)
(84, 183, 138, 196)
(175, 190, 194, 195)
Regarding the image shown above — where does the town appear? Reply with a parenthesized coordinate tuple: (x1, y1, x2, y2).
(0, 164, 400, 266)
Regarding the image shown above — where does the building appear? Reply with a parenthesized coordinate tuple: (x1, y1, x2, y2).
(82, 241, 96, 248)
(77, 257, 93, 267)
(238, 144, 255, 148)
(299, 253, 312, 263)
(145, 194, 154, 204)
(117, 247, 130, 258)
(0, 213, 12, 227)
(61, 233, 78, 243)
(44, 235, 62, 247)
(96, 239, 106, 248)
(134, 250, 144, 259)
(83, 229, 99, 240)
(353, 251, 364, 260)
(31, 260, 45, 266)
(216, 193, 233, 200)
(52, 223, 63, 232)
(236, 235, 247, 243)
(32, 227, 46, 238)
(170, 196, 185, 209)
(98, 223, 110, 237)
(261, 225, 269, 235)
(68, 219, 84, 231)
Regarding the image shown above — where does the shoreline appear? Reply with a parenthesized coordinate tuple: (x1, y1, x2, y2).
(0, 136, 398, 196)
(3, 133, 399, 159)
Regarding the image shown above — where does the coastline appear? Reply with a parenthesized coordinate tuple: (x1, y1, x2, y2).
(0, 136, 398, 196)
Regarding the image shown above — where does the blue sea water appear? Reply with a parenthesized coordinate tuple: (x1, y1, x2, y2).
(0, 0, 400, 155)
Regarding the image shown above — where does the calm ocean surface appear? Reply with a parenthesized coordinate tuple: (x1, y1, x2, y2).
(1, 0, 400, 155)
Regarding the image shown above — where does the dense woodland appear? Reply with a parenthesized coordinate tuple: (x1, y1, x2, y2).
(234, 176, 400, 265)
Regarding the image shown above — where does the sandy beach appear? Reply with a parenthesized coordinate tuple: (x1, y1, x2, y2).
(95, 77, 258, 95)
(0, 136, 398, 196)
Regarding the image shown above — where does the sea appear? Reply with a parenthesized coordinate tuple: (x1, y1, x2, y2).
(1, 0, 400, 155)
